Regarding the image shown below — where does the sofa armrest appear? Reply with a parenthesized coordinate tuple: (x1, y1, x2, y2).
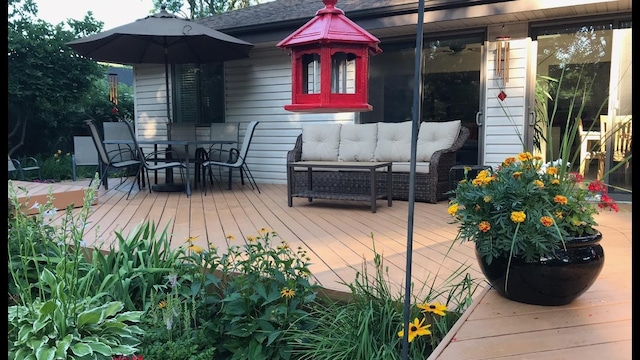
(428, 126, 470, 168)
(287, 134, 303, 163)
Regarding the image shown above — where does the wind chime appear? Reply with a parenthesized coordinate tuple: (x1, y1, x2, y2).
(495, 34, 510, 101)
(109, 73, 119, 116)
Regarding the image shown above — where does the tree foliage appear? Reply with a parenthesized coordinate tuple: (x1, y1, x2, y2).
(8, 0, 132, 157)
(152, 0, 261, 19)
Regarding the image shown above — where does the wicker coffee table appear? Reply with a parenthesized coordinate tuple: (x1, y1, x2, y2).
(287, 161, 393, 213)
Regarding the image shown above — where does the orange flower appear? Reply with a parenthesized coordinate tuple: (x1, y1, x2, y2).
(540, 216, 554, 227)
(554, 195, 568, 205)
(478, 221, 491, 232)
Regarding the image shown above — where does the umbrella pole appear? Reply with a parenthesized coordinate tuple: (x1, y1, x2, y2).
(164, 45, 172, 128)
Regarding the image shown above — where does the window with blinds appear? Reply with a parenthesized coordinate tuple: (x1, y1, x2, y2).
(173, 63, 225, 124)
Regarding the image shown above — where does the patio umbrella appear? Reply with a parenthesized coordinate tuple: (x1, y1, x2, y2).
(67, 5, 254, 123)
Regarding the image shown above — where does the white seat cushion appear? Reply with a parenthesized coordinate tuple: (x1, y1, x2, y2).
(374, 120, 413, 162)
(416, 120, 461, 161)
(338, 123, 378, 162)
(301, 124, 342, 161)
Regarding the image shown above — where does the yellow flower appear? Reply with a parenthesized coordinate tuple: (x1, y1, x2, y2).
(478, 221, 491, 232)
(533, 180, 544, 188)
(398, 317, 431, 343)
(226, 234, 235, 241)
(510, 211, 526, 223)
(447, 203, 459, 216)
(278, 242, 290, 250)
(418, 301, 448, 316)
(540, 216, 554, 227)
(512, 171, 522, 179)
(158, 300, 167, 309)
(555, 211, 563, 219)
(186, 236, 198, 244)
(259, 227, 271, 234)
(551, 179, 560, 185)
(247, 235, 256, 242)
(280, 288, 295, 299)
(546, 167, 558, 175)
(188, 245, 204, 254)
(483, 196, 491, 203)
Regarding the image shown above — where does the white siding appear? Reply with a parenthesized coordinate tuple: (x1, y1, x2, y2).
(482, 38, 530, 169)
(132, 46, 356, 185)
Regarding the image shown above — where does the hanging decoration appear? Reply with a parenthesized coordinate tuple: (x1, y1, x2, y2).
(109, 73, 119, 105)
(276, 0, 382, 113)
(495, 35, 510, 84)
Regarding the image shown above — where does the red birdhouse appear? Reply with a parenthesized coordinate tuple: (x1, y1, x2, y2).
(276, 0, 382, 113)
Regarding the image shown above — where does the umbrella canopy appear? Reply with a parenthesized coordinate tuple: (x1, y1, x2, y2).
(67, 5, 254, 122)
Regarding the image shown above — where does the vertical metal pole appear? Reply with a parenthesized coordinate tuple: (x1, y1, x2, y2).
(402, 0, 424, 359)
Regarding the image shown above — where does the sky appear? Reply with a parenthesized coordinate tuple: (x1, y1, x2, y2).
(34, 0, 156, 30)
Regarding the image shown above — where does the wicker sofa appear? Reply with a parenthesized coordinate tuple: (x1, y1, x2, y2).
(286, 120, 470, 204)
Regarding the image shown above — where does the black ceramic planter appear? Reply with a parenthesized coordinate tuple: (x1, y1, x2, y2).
(476, 231, 604, 306)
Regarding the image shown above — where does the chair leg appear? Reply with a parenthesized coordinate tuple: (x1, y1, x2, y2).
(242, 164, 260, 193)
(126, 166, 143, 200)
(227, 167, 233, 190)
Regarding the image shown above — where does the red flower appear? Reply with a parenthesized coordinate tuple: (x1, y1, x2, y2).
(588, 179, 606, 193)
(111, 106, 119, 115)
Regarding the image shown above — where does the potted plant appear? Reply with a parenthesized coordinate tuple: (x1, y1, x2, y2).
(447, 71, 627, 306)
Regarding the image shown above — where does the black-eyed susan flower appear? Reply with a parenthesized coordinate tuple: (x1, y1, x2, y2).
(188, 244, 204, 254)
(417, 301, 448, 316)
(397, 317, 431, 342)
(280, 288, 295, 299)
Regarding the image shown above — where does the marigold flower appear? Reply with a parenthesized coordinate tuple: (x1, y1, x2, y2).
(546, 167, 558, 175)
(447, 203, 459, 216)
(478, 221, 491, 232)
(555, 211, 563, 219)
(280, 288, 295, 299)
(502, 157, 517, 166)
(417, 301, 448, 316)
(512, 171, 522, 179)
(398, 317, 431, 343)
(551, 179, 560, 185)
(158, 300, 167, 309)
(510, 211, 526, 223)
(540, 216, 554, 227)
(554, 195, 568, 205)
(533, 180, 544, 188)
(518, 152, 533, 161)
(483, 196, 491, 203)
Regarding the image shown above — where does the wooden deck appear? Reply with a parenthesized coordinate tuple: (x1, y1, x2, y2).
(9, 178, 632, 359)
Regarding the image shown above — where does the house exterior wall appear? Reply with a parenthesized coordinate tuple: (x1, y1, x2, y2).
(131, 0, 631, 187)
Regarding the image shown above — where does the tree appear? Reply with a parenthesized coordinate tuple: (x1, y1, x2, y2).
(8, 0, 111, 157)
(152, 0, 261, 19)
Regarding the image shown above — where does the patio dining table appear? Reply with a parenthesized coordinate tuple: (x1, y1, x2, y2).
(103, 139, 236, 196)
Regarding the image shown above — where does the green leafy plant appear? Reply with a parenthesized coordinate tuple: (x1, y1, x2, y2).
(8, 176, 144, 359)
(285, 236, 479, 360)
(89, 221, 187, 312)
(448, 155, 619, 265)
(449, 65, 626, 266)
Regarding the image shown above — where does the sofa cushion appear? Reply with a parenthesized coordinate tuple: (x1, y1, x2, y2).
(301, 124, 342, 161)
(338, 123, 378, 161)
(416, 120, 461, 161)
(374, 120, 413, 162)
